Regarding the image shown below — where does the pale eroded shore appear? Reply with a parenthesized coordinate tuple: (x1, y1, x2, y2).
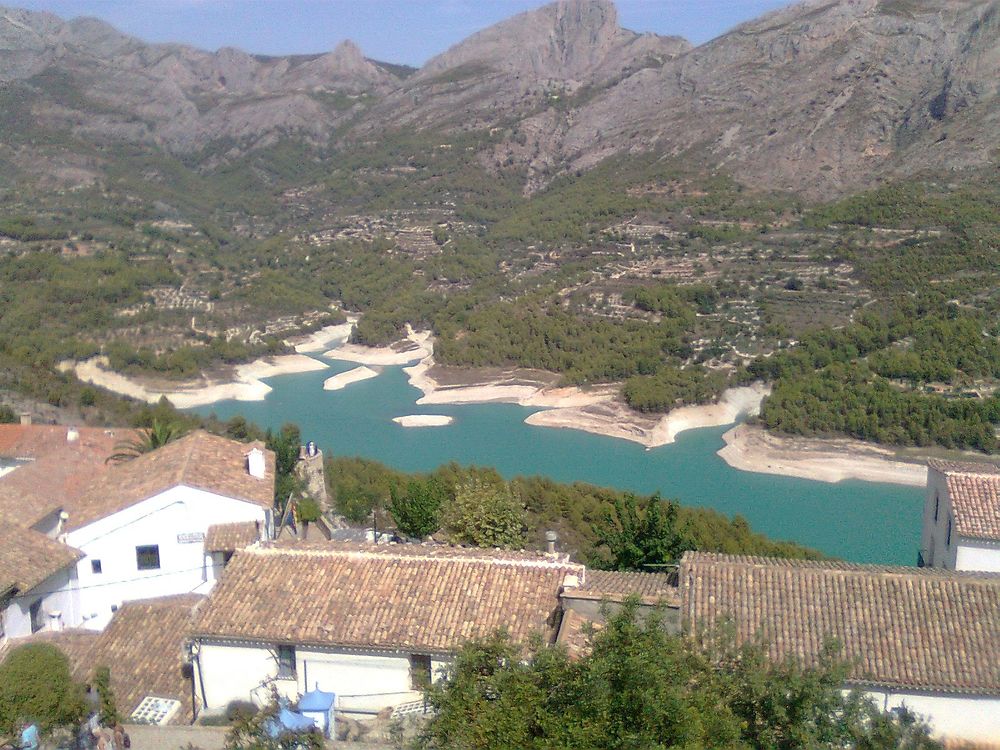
(292, 317, 357, 353)
(718, 423, 927, 487)
(66, 354, 328, 409)
(525, 383, 771, 449)
(392, 415, 454, 427)
(323, 366, 379, 391)
(324, 328, 432, 365)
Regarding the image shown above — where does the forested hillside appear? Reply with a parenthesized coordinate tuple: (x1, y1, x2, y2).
(0, 0, 997, 453)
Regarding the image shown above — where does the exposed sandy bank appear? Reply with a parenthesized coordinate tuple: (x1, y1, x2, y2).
(323, 366, 378, 391)
(392, 415, 454, 427)
(525, 383, 770, 449)
(325, 327, 432, 365)
(718, 423, 928, 487)
(67, 354, 328, 409)
(291, 317, 357, 353)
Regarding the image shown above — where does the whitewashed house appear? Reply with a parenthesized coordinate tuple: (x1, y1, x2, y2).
(0, 425, 275, 634)
(0, 525, 82, 639)
(680, 552, 1000, 744)
(62, 430, 275, 629)
(188, 542, 583, 714)
(921, 459, 1000, 572)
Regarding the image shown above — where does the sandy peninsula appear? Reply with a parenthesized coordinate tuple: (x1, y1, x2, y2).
(291, 317, 357, 353)
(718, 423, 927, 487)
(323, 366, 379, 391)
(525, 384, 771, 449)
(325, 327, 432, 366)
(66, 354, 328, 409)
(392, 415, 454, 427)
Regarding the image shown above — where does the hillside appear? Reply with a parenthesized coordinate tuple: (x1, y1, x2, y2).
(0, 0, 998, 453)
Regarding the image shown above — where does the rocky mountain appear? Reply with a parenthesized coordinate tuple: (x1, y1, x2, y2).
(0, 0, 997, 198)
(0, 5, 400, 152)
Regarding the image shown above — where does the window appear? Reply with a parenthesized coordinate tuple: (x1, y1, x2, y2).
(91, 559, 102, 575)
(29, 599, 43, 634)
(136, 545, 160, 571)
(946, 517, 953, 548)
(276, 645, 296, 679)
(933, 493, 939, 523)
(409, 654, 432, 689)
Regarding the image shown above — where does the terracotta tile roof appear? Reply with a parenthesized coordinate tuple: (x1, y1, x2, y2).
(205, 521, 261, 552)
(0, 425, 130, 528)
(929, 459, 1000, 541)
(1, 596, 202, 724)
(92, 595, 202, 723)
(0, 524, 82, 594)
(681, 552, 1000, 695)
(570, 570, 679, 606)
(0, 424, 126, 460)
(65, 431, 275, 531)
(192, 543, 583, 654)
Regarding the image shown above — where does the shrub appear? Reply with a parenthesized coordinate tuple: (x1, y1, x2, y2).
(0, 643, 87, 734)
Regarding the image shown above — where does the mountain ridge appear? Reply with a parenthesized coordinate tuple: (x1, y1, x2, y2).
(0, 0, 997, 198)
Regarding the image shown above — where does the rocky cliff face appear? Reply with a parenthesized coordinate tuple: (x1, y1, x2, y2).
(1, 0, 996, 198)
(556, 0, 1000, 196)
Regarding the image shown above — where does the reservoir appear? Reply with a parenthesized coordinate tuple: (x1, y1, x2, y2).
(193, 356, 924, 565)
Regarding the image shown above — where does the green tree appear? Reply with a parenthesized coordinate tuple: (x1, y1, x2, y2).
(0, 643, 87, 735)
(266, 423, 302, 507)
(593, 493, 694, 571)
(417, 605, 941, 750)
(92, 665, 120, 727)
(389, 478, 447, 539)
(441, 478, 526, 549)
(106, 418, 187, 463)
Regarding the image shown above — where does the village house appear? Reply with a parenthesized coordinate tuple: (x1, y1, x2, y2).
(188, 542, 584, 714)
(921, 459, 1000, 572)
(680, 552, 1000, 744)
(0, 424, 275, 635)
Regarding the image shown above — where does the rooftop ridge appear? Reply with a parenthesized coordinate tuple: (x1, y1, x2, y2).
(681, 551, 1000, 581)
(252, 544, 584, 570)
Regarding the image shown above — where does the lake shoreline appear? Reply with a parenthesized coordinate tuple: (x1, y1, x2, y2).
(719, 423, 927, 487)
(68, 329, 930, 489)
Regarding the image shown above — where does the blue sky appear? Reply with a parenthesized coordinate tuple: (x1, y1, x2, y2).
(16, 0, 794, 67)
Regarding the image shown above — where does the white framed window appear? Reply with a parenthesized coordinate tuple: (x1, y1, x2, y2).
(276, 645, 296, 679)
(409, 654, 432, 689)
(136, 545, 160, 571)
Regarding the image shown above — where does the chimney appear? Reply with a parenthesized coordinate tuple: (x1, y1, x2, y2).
(19, 413, 31, 426)
(66, 426, 79, 443)
(247, 447, 266, 479)
(545, 530, 558, 554)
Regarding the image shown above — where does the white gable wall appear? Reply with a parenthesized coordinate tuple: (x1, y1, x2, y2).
(65, 485, 268, 630)
(2, 567, 78, 640)
(954, 537, 1000, 573)
(863, 687, 1000, 743)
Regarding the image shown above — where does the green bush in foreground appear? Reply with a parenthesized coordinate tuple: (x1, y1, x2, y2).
(0, 643, 87, 735)
(418, 605, 941, 750)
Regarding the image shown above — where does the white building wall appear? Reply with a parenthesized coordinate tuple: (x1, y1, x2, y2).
(65, 486, 268, 630)
(863, 687, 1000, 743)
(195, 641, 447, 714)
(954, 538, 1000, 572)
(921, 470, 958, 569)
(2, 567, 79, 640)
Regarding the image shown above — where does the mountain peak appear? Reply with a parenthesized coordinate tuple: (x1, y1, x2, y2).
(418, 0, 687, 83)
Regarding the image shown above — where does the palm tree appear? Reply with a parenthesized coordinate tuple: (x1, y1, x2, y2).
(106, 419, 187, 463)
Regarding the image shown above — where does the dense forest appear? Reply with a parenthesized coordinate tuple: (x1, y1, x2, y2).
(323, 454, 821, 566)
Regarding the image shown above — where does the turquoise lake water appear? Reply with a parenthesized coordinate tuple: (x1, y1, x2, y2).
(192, 355, 924, 565)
